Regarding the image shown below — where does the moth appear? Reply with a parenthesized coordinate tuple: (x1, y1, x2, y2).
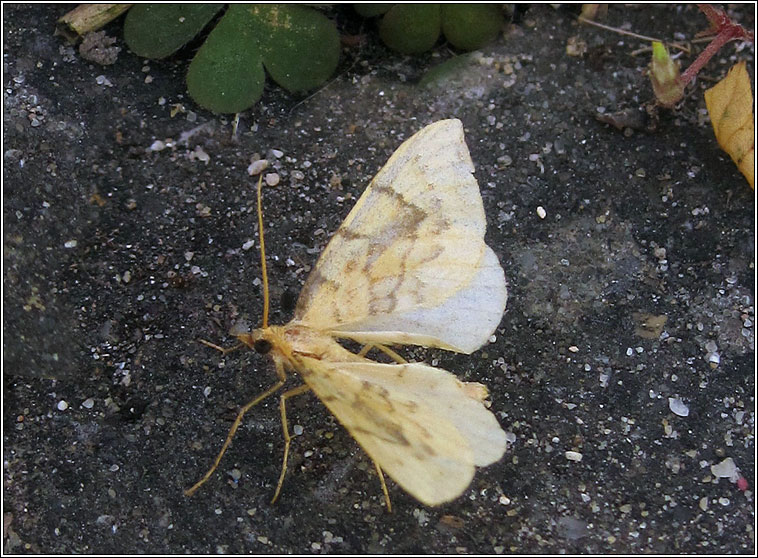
(186, 119, 508, 510)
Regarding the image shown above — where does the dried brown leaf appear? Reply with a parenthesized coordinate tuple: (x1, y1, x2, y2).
(704, 61, 755, 188)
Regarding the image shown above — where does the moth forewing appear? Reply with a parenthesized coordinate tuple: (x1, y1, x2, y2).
(292, 120, 506, 354)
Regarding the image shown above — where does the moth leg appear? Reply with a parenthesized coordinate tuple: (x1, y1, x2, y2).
(271, 383, 312, 504)
(376, 344, 407, 364)
(198, 338, 243, 354)
(373, 460, 393, 513)
(357, 344, 408, 364)
(356, 344, 373, 358)
(185, 371, 286, 496)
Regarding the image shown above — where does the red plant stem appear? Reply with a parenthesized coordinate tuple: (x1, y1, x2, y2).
(680, 27, 741, 86)
(698, 3, 729, 29)
(679, 5, 754, 87)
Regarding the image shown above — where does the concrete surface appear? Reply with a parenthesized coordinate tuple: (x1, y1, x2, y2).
(3, 4, 754, 553)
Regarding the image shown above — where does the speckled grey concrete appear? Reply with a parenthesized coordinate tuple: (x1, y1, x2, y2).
(4, 4, 754, 554)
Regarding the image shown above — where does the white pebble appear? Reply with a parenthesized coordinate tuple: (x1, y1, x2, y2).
(537, 206, 546, 219)
(81, 398, 95, 409)
(708, 352, 720, 367)
(565, 451, 583, 462)
(64, 240, 77, 249)
(242, 239, 255, 251)
(711, 457, 739, 480)
(57, 400, 69, 411)
(248, 159, 269, 175)
(668, 397, 689, 417)
(265, 173, 280, 186)
(148, 140, 167, 152)
(191, 145, 210, 163)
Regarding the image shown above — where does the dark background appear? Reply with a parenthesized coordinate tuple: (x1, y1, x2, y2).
(4, 4, 754, 553)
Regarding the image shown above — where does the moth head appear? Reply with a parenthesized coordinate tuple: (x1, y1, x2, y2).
(253, 337, 272, 355)
(237, 327, 282, 356)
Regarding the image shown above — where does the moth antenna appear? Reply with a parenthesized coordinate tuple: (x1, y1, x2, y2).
(256, 173, 270, 328)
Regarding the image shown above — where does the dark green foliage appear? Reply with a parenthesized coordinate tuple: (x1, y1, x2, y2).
(124, 4, 223, 59)
(353, 4, 393, 18)
(247, 4, 340, 93)
(124, 4, 340, 114)
(185, 5, 264, 114)
(121, 3, 504, 113)
(374, 3, 505, 54)
(379, 5, 441, 54)
(441, 4, 504, 51)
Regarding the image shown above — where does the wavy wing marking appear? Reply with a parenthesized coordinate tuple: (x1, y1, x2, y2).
(294, 119, 504, 348)
(332, 244, 507, 353)
(298, 357, 507, 505)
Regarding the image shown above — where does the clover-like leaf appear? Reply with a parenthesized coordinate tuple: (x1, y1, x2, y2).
(379, 4, 441, 54)
(186, 5, 265, 114)
(441, 4, 504, 52)
(124, 4, 340, 114)
(353, 4, 393, 18)
(124, 4, 223, 59)
(375, 4, 504, 55)
(246, 4, 340, 93)
(187, 4, 339, 113)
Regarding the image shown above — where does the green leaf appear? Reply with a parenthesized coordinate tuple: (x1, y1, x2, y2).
(379, 4, 441, 54)
(353, 4, 393, 18)
(124, 4, 223, 59)
(441, 4, 504, 51)
(246, 4, 340, 93)
(186, 4, 340, 113)
(186, 5, 265, 114)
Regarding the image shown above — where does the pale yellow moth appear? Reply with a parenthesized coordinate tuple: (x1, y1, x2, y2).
(186, 118, 508, 509)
